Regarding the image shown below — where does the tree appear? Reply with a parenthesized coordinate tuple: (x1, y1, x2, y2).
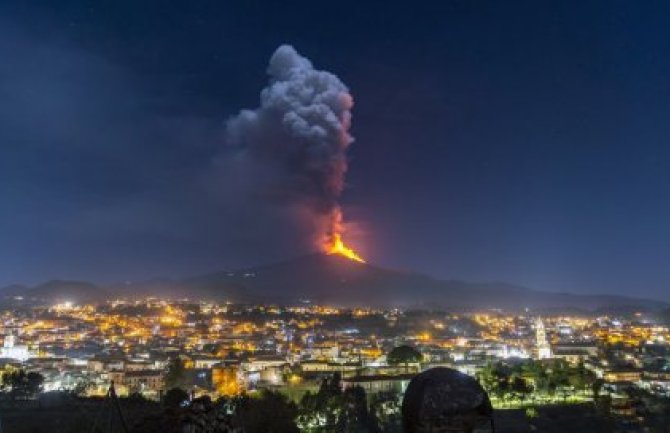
(510, 375, 533, 403)
(370, 391, 402, 433)
(477, 362, 512, 404)
(72, 378, 93, 397)
(236, 389, 299, 433)
(568, 362, 595, 396)
(1, 370, 44, 400)
(547, 360, 571, 401)
(299, 374, 343, 431)
(592, 378, 605, 400)
(336, 386, 378, 433)
(298, 374, 381, 432)
(164, 387, 189, 409)
(477, 362, 498, 395)
(319, 372, 342, 399)
(164, 357, 188, 390)
(387, 346, 422, 372)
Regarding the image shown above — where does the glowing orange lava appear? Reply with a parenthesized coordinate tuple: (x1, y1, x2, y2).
(324, 232, 366, 263)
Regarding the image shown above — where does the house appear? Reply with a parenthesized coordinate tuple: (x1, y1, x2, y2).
(341, 373, 415, 395)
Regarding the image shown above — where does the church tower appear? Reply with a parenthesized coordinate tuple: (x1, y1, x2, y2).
(535, 317, 552, 360)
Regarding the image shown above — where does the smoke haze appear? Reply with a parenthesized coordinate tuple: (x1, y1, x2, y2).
(222, 45, 356, 250)
(0, 24, 359, 282)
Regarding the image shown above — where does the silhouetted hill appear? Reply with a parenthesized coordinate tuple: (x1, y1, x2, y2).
(0, 284, 28, 297)
(1, 280, 107, 303)
(120, 253, 665, 311)
(659, 307, 670, 325)
(3, 254, 664, 311)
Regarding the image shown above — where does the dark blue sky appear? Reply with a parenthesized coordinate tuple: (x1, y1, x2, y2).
(2, 1, 670, 300)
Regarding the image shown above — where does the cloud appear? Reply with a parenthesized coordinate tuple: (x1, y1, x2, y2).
(222, 45, 355, 249)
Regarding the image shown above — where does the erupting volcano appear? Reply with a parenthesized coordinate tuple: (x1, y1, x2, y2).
(225, 45, 366, 262)
(321, 208, 365, 262)
(323, 232, 365, 263)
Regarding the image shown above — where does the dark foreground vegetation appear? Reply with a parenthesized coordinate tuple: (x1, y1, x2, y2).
(0, 376, 669, 433)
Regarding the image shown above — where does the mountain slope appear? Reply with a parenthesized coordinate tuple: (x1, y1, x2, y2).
(133, 254, 663, 311)
(4, 254, 663, 311)
(1, 280, 107, 303)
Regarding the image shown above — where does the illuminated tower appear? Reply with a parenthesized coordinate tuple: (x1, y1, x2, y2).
(4, 334, 15, 348)
(1, 333, 31, 361)
(535, 317, 552, 360)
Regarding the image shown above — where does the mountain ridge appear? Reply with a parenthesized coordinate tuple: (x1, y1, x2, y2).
(1, 254, 665, 311)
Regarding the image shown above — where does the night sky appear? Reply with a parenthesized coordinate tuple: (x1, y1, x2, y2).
(2, 1, 670, 300)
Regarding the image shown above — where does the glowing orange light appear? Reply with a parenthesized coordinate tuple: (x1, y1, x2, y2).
(321, 207, 365, 263)
(324, 232, 366, 263)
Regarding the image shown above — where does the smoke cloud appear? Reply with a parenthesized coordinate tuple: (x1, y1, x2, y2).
(224, 45, 355, 250)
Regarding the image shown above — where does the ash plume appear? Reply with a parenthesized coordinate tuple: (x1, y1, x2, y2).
(224, 45, 356, 250)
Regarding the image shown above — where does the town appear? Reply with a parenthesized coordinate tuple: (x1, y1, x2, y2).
(0, 297, 669, 431)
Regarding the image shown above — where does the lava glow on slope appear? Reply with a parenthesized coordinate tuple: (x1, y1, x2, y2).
(324, 233, 366, 263)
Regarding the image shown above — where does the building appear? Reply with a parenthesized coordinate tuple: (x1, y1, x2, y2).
(87, 356, 125, 373)
(0, 334, 32, 362)
(551, 342, 598, 365)
(108, 370, 164, 397)
(213, 364, 242, 396)
(342, 373, 414, 395)
(300, 360, 361, 376)
(535, 318, 552, 360)
(603, 368, 642, 383)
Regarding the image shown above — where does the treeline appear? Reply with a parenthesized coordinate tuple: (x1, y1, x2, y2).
(136, 374, 402, 433)
(297, 374, 402, 433)
(0, 369, 44, 400)
(477, 359, 604, 405)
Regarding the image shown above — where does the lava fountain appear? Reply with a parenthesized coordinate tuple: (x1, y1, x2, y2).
(322, 208, 366, 263)
(324, 232, 366, 263)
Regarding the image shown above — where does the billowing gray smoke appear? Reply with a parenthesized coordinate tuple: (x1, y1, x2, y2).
(225, 45, 355, 251)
